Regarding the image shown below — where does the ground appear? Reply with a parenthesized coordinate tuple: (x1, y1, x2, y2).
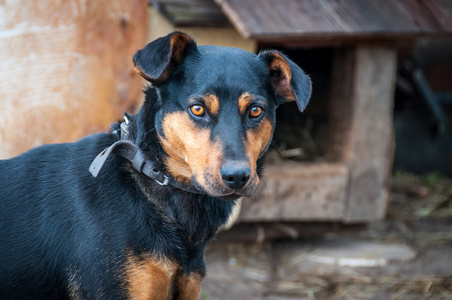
(201, 173, 452, 300)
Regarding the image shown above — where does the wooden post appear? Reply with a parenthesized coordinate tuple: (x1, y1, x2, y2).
(0, 0, 148, 159)
(328, 45, 397, 223)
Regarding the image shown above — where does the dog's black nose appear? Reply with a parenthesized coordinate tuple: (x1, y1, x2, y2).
(220, 163, 250, 190)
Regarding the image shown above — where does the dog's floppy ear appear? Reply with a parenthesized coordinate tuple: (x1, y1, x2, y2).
(258, 50, 312, 112)
(133, 32, 197, 85)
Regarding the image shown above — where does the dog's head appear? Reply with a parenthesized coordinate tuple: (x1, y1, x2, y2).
(133, 32, 311, 200)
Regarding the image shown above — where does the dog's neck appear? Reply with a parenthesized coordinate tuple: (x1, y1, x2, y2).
(122, 87, 234, 246)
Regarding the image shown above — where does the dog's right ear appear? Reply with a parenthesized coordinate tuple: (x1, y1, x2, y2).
(258, 50, 312, 112)
(133, 32, 197, 86)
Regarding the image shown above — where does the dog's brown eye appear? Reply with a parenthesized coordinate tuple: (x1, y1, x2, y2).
(249, 106, 263, 118)
(190, 105, 205, 117)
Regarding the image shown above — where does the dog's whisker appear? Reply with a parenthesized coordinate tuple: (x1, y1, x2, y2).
(261, 180, 270, 197)
(144, 127, 156, 135)
(270, 140, 282, 154)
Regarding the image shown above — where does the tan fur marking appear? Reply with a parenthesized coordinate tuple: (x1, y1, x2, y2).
(134, 65, 152, 81)
(170, 33, 192, 64)
(176, 273, 203, 300)
(125, 254, 178, 300)
(203, 94, 220, 116)
(245, 118, 273, 185)
(238, 92, 253, 115)
(159, 112, 223, 192)
(269, 52, 296, 102)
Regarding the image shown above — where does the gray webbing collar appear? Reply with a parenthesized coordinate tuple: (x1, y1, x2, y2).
(89, 116, 200, 193)
(89, 139, 170, 186)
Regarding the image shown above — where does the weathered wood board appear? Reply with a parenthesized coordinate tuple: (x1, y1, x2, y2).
(215, 0, 452, 41)
(238, 163, 349, 222)
(148, 6, 256, 53)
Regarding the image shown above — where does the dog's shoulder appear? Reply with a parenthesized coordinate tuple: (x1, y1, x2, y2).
(1, 133, 114, 175)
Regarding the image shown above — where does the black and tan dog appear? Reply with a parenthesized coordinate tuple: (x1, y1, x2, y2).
(0, 32, 311, 299)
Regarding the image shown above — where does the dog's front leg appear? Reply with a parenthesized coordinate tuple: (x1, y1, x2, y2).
(175, 273, 203, 300)
(125, 256, 177, 300)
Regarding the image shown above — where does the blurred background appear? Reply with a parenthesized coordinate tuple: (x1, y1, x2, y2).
(1, 0, 451, 299)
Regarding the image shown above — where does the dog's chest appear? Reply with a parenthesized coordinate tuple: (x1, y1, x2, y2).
(124, 254, 202, 300)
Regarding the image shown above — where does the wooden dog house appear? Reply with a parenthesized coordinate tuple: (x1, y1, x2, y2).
(151, 0, 452, 224)
(3, 0, 449, 225)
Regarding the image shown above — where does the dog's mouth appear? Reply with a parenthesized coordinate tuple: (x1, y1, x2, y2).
(191, 175, 258, 200)
(218, 194, 241, 201)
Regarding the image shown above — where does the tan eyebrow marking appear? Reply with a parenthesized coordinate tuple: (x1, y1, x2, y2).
(203, 94, 220, 116)
(238, 92, 253, 115)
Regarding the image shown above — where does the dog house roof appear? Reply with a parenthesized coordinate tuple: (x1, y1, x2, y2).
(214, 0, 452, 41)
(153, 0, 452, 42)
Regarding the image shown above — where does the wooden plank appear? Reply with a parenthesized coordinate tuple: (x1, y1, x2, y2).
(327, 45, 397, 223)
(0, 0, 148, 159)
(217, 222, 366, 242)
(154, 0, 230, 27)
(148, 6, 256, 53)
(238, 163, 349, 222)
(214, 0, 452, 41)
(154, 0, 213, 5)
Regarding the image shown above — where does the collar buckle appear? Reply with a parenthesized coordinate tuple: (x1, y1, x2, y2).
(155, 175, 170, 186)
(90, 115, 201, 194)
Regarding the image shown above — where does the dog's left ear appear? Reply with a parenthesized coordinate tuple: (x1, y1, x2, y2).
(133, 32, 197, 86)
(258, 51, 312, 112)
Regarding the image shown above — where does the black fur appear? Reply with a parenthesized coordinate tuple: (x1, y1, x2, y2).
(0, 32, 311, 299)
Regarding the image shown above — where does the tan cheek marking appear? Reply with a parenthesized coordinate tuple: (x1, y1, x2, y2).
(176, 273, 203, 300)
(159, 112, 223, 186)
(238, 92, 252, 115)
(203, 94, 220, 116)
(125, 254, 178, 300)
(245, 118, 273, 177)
(269, 52, 296, 102)
(159, 135, 193, 184)
(194, 138, 223, 191)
